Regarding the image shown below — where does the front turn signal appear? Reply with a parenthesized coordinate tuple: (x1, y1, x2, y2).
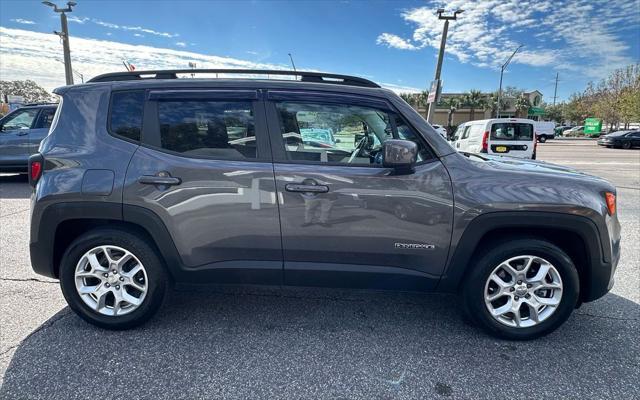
(605, 192, 616, 216)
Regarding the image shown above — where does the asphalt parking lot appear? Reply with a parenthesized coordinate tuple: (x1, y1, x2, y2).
(1, 140, 638, 399)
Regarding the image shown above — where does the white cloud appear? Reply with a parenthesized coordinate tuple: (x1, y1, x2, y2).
(376, 33, 420, 51)
(133, 33, 144, 37)
(10, 19, 35, 25)
(68, 16, 179, 38)
(175, 42, 187, 47)
(376, 0, 638, 80)
(0, 27, 420, 94)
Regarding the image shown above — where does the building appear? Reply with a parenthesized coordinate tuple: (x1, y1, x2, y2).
(407, 90, 545, 128)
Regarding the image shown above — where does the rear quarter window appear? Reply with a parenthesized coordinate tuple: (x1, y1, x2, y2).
(109, 91, 145, 142)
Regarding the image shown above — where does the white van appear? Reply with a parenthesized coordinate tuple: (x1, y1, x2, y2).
(452, 118, 537, 159)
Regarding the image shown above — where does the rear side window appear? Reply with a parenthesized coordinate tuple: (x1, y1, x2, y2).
(109, 91, 145, 142)
(35, 107, 57, 129)
(157, 100, 256, 160)
(491, 123, 533, 141)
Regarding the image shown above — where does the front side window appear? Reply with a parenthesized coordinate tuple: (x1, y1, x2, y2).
(491, 123, 533, 141)
(1, 108, 38, 131)
(110, 91, 145, 142)
(158, 100, 256, 160)
(275, 101, 432, 165)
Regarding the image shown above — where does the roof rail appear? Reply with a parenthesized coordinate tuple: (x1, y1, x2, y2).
(87, 69, 380, 88)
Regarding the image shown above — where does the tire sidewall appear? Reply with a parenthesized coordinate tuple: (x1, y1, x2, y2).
(59, 228, 167, 330)
(464, 239, 579, 340)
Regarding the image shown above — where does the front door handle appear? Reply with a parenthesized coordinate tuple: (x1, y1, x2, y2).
(138, 173, 181, 186)
(285, 183, 329, 194)
(16, 131, 29, 136)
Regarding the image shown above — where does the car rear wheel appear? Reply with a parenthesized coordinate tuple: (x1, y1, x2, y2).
(59, 228, 168, 329)
(538, 136, 547, 143)
(462, 239, 579, 340)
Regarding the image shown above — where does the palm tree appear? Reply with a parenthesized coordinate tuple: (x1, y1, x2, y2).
(441, 96, 462, 136)
(463, 90, 489, 120)
(399, 93, 414, 106)
(514, 96, 531, 118)
(488, 91, 508, 118)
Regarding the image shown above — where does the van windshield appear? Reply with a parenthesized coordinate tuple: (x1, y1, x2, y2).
(491, 123, 533, 141)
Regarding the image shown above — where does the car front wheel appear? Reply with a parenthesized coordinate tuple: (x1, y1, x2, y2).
(59, 228, 168, 329)
(463, 239, 579, 340)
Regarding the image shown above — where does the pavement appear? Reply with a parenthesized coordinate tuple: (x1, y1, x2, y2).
(0, 141, 638, 399)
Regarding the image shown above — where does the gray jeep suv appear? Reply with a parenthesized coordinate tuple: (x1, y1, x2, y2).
(28, 70, 621, 340)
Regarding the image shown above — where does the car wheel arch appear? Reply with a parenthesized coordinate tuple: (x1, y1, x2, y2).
(437, 211, 606, 302)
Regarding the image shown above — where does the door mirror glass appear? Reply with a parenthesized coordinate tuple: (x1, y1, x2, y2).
(382, 139, 417, 174)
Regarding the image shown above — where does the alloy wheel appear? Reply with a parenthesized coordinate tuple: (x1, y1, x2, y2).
(74, 245, 148, 316)
(484, 255, 563, 328)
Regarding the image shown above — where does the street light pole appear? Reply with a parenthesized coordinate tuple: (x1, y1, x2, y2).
(43, 1, 76, 86)
(288, 53, 297, 72)
(426, 9, 463, 124)
(496, 44, 523, 118)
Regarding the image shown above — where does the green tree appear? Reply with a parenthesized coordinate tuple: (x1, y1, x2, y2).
(0, 80, 54, 105)
(514, 96, 531, 118)
(440, 96, 462, 136)
(463, 89, 488, 121)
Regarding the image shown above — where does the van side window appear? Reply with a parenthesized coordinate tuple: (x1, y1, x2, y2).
(491, 123, 533, 141)
(157, 100, 256, 160)
(275, 101, 433, 166)
(110, 91, 145, 142)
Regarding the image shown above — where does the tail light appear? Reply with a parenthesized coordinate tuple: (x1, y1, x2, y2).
(481, 131, 489, 153)
(534, 132, 538, 152)
(605, 192, 616, 215)
(28, 153, 44, 187)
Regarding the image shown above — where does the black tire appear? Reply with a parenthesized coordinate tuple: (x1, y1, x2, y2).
(462, 238, 579, 340)
(59, 228, 168, 330)
(622, 141, 631, 149)
(538, 136, 547, 143)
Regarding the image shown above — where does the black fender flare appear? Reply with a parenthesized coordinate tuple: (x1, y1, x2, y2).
(436, 211, 612, 302)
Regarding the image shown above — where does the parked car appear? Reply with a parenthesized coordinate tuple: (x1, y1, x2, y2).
(597, 130, 640, 149)
(28, 69, 620, 340)
(563, 126, 585, 137)
(452, 118, 537, 159)
(0, 103, 57, 172)
(534, 121, 555, 143)
(431, 124, 447, 139)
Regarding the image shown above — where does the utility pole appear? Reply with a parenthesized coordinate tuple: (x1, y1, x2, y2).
(496, 44, 523, 118)
(426, 8, 463, 123)
(288, 53, 297, 72)
(553, 72, 559, 106)
(43, 1, 76, 86)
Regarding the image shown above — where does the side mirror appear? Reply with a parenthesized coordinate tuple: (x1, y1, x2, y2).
(382, 139, 417, 174)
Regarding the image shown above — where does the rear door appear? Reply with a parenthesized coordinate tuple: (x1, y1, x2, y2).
(0, 107, 40, 165)
(122, 89, 282, 284)
(488, 122, 534, 159)
(265, 91, 454, 290)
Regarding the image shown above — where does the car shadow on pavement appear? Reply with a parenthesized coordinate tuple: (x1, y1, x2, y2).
(0, 174, 30, 199)
(1, 286, 638, 399)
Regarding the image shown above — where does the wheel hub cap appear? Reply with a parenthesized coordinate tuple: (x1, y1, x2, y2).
(74, 245, 148, 316)
(484, 255, 563, 328)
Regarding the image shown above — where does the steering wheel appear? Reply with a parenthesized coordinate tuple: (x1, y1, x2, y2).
(347, 136, 368, 164)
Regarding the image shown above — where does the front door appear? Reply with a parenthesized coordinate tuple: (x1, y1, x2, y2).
(266, 91, 454, 290)
(0, 107, 40, 166)
(122, 89, 282, 284)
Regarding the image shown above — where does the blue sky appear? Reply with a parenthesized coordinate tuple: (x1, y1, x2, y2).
(1, 0, 638, 101)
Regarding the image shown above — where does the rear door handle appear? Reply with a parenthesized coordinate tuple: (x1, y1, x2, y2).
(138, 175, 181, 186)
(285, 184, 329, 193)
